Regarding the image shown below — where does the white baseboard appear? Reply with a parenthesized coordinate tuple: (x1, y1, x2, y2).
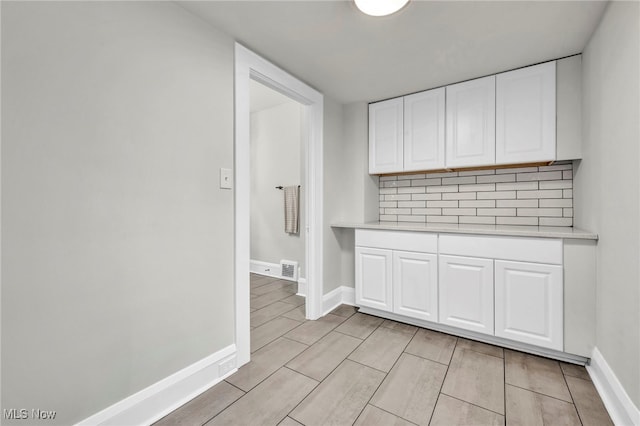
(322, 286, 355, 315)
(250, 260, 281, 279)
(76, 345, 237, 426)
(297, 278, 307, 297)
(250, 259, 299, 282)
(587, 347, 640, 426)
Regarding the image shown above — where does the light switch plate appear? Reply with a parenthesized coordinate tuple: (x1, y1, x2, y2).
(220, 168, 232, 189)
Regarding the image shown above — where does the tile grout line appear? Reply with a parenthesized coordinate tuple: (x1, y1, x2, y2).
(426, 336, 458, 425)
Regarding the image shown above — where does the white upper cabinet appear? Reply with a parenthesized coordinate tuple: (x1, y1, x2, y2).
(496, 61, 556, 165)
(369, 98, 404, 174)
(446, 76, 496, 168)
(403, 88, 446, 171)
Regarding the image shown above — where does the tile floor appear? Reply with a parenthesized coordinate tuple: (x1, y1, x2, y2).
(156, 274, 613, 426)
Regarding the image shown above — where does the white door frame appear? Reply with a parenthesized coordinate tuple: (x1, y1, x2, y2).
(234, 43, 324, 366)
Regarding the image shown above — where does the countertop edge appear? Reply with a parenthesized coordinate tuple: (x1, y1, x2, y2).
(331, 222, 598, 240)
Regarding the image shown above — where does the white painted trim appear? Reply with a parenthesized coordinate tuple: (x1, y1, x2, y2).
(297, 277, 307, 297)
(587, 347, 640, 426)
(322, 286, 356, 315)
(235, 43, 324, 368)
(76, 345, 237, 426)
(249, 260, 281, 279)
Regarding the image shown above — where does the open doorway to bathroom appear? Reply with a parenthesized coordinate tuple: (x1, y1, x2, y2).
(248, 80, 308, 341)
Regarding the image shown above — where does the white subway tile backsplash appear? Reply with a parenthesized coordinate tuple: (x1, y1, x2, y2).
(397, 215, 426, 222)
(378, 163, 574, 226)
(539, 180, 573, 190)
(477, 191, 516, 200)
(384, 194, 411, 201)
(398, 187, 426, 194)
(443, 192, 476, 200)
(516, 171, 563, 182)
(497, 216, 539, 226)
(459, 183, 496, 192)
(427, 185, 459, 193)
(539, 198, 572, 208)
(443, 208, 477, 216)
(496, 181, 538, 191)
(517, 189, 563, 199)
(398, 201, 426, 208)
(427, 216, 459, 223)
(497, 199, 539, 208)
(397, 173, 426, 180)
(412, 193, 442, 201)
(540, 217, 573, 227)
(459, 200, 496, 208)
(477, 174, 516, 184)
(517, 208, 563, 217)
(411, 178, 442, 186)
(427, 200, 458, 208)
(442, 176, 476, 185)
(459, 216, 496, 224)
(477, 208, 516, 216)
(412, 208, 442, 215)
(383, 180, 411, 188)
(385, 208, 411, 215)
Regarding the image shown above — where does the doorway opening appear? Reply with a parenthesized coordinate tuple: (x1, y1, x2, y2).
(234, 44, 324, 366)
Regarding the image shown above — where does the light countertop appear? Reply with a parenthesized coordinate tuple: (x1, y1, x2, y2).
(331, 221, 598, 240)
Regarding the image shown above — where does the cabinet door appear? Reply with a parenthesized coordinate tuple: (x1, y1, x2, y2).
(439, 255, 494, 335)
(404, 88, 445, 171)
(446, 76, 496, 168)
(355, 247, 393, 311)
(495, 260, 563, 350)
(369, 98, 403, 174)
(393, 251, 438, 322)
(496, 61, 556, 165)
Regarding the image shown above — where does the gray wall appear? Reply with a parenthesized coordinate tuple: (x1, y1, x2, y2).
(250, 101, 305, 276)
(576, 0, 640, 407)
(1, 2, 235, 424)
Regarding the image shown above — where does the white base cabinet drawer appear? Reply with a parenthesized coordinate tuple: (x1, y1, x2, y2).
(495, 260, 563, 351)
(355, 247, 393, 311)
(393, 251, 438, 322)
(439, 255, 494, 335)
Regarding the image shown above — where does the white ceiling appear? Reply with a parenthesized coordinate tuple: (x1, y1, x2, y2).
(179, 0, 608, 104)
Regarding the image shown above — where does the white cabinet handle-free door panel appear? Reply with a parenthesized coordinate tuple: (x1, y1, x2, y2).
(496, 61, 556, 165)
(355, 247, 393, 311)
(495, 260, 563, 351)
(446, 76, 496, 168)
(369, 98, 404, 174)
(439, 255, 494, 335)
(393, 251, 438, 322)
(404, 88, 446, 172)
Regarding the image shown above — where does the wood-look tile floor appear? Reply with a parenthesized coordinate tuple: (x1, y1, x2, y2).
(155, 274, 613, 426)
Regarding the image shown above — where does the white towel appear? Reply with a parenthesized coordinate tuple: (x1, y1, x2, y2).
(284, 185, 299, 234)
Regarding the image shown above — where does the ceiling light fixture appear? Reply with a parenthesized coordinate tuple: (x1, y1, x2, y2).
(354, 0, 409, 17)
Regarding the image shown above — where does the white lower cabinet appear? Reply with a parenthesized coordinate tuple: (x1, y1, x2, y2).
(495, 260, 563, 351)
(355, 247, 393, 311)
(393, 251, 438, 322)
(438, 255, 495, 335)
